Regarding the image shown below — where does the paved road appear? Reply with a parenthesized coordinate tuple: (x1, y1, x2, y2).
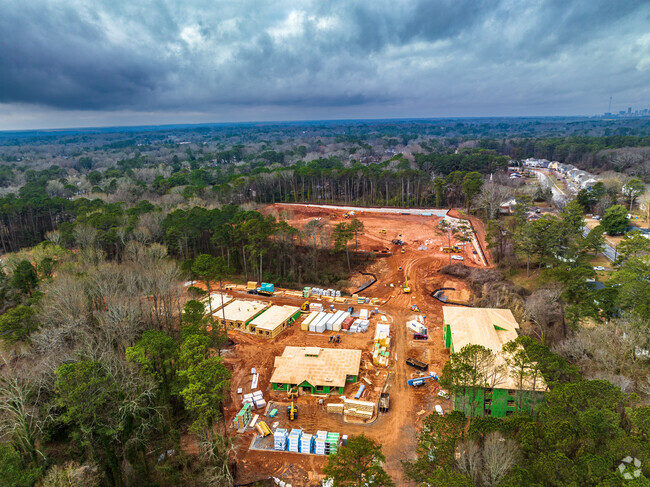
(582, 226, 616, 261)
(531, 169, 571, 205)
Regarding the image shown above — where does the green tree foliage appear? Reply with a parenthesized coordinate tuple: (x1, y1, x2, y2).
(332, 222, 354, 271)
(610, 231, 650, 319)
(323, 434, 394, 487)
(0, 305, 37, 342)
(601, 205, 629, 235)
(622, 178, 645, 210)
(126, 330, 178, 400)
(10, 260, 38, 296)
(461, 171, 484, 211)
(0, 442, 41, 487)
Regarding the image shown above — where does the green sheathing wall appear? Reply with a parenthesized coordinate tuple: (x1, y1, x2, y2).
(453, 387, 540, 418)
(244, 307, 270, 327)
(289, 309, 301, 323)
(346, 375, 357, 382)
(298, 380, 314, 393)
(272, 383, 288, 391)
(444, 323, 452, 349)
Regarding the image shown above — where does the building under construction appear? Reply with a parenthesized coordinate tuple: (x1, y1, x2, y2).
(215, 299, 270, 331)
(271, 346, 361, 394)
(443, 306, 547, 418)
(248, 305, 301, 339)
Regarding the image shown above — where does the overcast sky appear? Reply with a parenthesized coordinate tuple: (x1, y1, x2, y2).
(1, 0, 650, 130)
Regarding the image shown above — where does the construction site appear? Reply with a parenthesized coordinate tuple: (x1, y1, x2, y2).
(208, 204, 493, 485)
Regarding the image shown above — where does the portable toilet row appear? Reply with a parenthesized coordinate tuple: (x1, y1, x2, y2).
(311, 288, 342, 298)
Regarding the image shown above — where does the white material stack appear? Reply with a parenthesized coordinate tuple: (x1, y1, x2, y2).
(274, 428, 288, 451)
(360, 309, 369, 319)
(313, 312, 330, 333)
(326, 310, 344, 331)
(288, 428, 302, 452)
(300, 433, 314, 454)
(311, 303, 323, 312)
(332, 312, 349, 332)
(252, 390, 265, 409)
(314, 430, 328, 455)
(243, 393, 254, 405)
(251, 373, 259, 389)
(310, 312, 326, 332)
(376, 323, 391, 336)
(357, 320, 369, 332)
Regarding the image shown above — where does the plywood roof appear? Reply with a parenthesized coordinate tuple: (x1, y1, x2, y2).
(250, 305, 300, 331)
(443, 307, 519, 352)
(443, 306, 546, 392)
(207, 294, 234, 313)
(270, 346, 362, 389)
(219, 299, 268, 322)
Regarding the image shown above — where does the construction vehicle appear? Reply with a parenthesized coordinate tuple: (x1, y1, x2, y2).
(441, 246, 461, 253)
(343, 211, 356, 219)
(255, 282, 275, 296)
(401, 247, 406, 254)
(410, 304, 420, 312)
(287, 402, 298, 420)
(287, 386, 298, 399)
(247, 281, 258, 291)
(300, 301, 310, 313)
(404, 276, 411, 294)
(406, 357, 429, 371)
(407, 374, 438, 387)
(379, 393, 390, 412)
(380, 229, 386, 234)
(391, 239, 404, 245)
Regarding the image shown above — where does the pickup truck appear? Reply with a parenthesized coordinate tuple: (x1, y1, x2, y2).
(406, 357, 428, 371)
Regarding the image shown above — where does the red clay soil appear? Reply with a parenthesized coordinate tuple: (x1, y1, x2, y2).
(188, 205, 493, 485)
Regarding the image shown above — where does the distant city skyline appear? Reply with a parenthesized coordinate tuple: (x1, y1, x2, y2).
(2, 1, 650, 130)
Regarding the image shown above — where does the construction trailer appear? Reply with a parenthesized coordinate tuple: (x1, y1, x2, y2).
(442, 306, 547, 418)
(248, 305, 301, 338)
(214, 299, 270, 331)
(271, 346, 361, 394)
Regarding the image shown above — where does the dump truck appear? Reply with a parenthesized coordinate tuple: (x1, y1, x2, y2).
(256, 282, 275, 296)
(247, 281, 258, 291)
(406, 357, 428, 371)
(379, 393, 390, 413)
(441, 246, 461, 253)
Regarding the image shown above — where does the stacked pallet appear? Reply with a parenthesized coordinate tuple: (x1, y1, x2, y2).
(274, 428, 288, 451)
(326, 403, 344, 414)
(243, 390, 266, 409)
(326, 432, 340, 454)
(343, 398, 374, 420)
(373, 324, 391, 366)
(300, 433, 314, 453)
(314, 431, 328, 455)
(288, 429, 302, 452)
(232, 403, 252, 429)
(302, 311, 319, 331)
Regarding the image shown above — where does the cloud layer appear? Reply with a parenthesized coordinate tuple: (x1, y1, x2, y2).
(1, 0, 650, 129)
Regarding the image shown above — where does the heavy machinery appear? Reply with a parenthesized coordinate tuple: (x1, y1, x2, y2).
(380, 229, 386, 234)
(256, 282, 275, 296)
(300, 301, 310, 313)
(287, 402, 298, 420)
(441, 246, 461, 253)
(404, 276, 411, 294)
(401, 247, 406, 254)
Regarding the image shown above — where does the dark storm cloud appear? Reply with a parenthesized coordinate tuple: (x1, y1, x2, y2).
(1, 0, 650, 128)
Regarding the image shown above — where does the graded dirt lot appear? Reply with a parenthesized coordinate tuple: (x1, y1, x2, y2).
(211, 205, 491, 485)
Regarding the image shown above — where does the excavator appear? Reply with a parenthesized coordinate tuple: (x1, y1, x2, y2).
(300, 301, 310, 313)
(404, 276, 411, 294)
(287, 387, 299, 420)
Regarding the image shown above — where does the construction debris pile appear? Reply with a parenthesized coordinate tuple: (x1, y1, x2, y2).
(271, 428, 341, 455)
(373, 323, 391, 366)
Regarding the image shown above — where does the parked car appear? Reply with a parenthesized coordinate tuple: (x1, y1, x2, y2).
(451, 255, 464, 261)
(593, 266, 605, 271)
(435, 405, 444, 415)
(437, 390, 450, 399)
(413, 333, 428, 340)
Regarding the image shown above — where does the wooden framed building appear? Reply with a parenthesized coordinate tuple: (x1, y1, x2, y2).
(249, 305, 301, 338)
(271, 346, 361, 394)
(215, 299, 269, 331)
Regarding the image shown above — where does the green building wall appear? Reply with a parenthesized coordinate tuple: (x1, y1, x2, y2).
(453, 387, 539, 418)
